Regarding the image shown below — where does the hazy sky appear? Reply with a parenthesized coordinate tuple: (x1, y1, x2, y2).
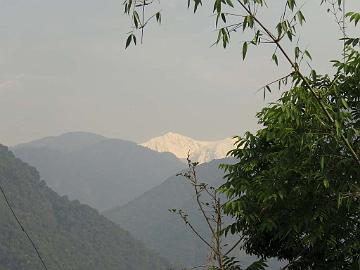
(0, 0, 359, 145)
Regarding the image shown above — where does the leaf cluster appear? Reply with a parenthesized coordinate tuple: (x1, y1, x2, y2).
(220, 54, 360, 269)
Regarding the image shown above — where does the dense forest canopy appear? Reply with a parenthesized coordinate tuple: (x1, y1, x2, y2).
(0, 145, 170, 270)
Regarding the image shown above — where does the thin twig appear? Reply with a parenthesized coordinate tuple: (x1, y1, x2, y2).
(224, 235, 245, 256)
(186, 154, 217, 238)
(178, 209, 220, 256)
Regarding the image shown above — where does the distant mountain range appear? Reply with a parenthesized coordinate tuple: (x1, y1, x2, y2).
(0, 145, 170, 270)
(6, 131, 281, 269)
(11, 132, 184, 211)
(141, 132, 235, 163)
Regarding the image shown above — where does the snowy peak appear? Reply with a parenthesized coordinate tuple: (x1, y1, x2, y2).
(140, 132, 235, 163)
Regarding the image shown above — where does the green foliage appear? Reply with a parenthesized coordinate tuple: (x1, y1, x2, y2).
(342, 11, 360, 47)
(220, 53, 360, 269)
(346, 11, 360, 26)
(0, 145, 170, 270)
(124, 0, 330, 67)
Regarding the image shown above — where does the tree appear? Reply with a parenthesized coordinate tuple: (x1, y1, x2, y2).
(221, 51, 360, 269)
(122, 0, 360, 268)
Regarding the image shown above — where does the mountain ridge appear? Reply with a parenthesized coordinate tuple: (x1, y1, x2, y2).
(12, 132, 108, 153)
(11, 132, 184, 210)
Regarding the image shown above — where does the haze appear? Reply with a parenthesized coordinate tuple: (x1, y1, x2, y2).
(0, 0, 358, 145)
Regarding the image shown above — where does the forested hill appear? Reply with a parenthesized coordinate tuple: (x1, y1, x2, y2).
(0, 145, 171, 270)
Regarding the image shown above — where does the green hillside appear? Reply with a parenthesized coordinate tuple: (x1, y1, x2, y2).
(0, 145, 170, 270)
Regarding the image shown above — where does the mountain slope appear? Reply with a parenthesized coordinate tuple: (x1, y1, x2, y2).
(104, 159, 236, 267)
(104, 159, 282, 269)
(11, 132, 184, 211)
(141, 132, 234, 163)
(0, 145, 171, 270)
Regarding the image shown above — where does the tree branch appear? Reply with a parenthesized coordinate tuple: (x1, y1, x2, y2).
(236, 0, 360, 166)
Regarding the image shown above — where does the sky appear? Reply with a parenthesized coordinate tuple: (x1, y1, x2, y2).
(0, 0, 359, 145)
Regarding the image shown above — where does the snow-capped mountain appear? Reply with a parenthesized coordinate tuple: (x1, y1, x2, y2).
(140, 132, 235, 163)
